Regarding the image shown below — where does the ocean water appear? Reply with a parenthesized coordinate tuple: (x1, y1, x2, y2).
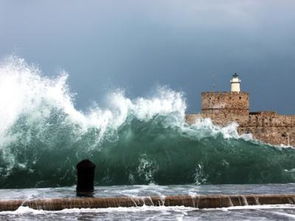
(1, 57, 295, 220)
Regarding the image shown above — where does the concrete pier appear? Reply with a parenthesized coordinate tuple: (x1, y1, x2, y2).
(0, 194, 295, 211)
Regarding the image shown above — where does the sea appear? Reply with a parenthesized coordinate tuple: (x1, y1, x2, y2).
(1, 57, 295, 220)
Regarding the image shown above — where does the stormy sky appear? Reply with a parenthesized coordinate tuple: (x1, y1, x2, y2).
(0, 0, 295, 113)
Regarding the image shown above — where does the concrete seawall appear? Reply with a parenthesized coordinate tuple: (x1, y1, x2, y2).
(1, 194, 295, 211)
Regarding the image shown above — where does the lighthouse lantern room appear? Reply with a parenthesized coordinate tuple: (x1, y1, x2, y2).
(230, 73, 241, 93)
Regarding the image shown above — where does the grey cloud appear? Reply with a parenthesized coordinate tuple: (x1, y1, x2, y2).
(0, 0, 295, 113)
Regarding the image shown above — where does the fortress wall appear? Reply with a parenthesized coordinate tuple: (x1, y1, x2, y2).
(241, 113, 295, 146)
(239, 126, 295, 147)
(186, 90, 295, 146)
(246, 112, 295, 127)
(185, 113, 295, 146)
(271, 115, 295, 127)
(246, 112, 276, 127)
(201, 92, 249, 115)
(202, 113, 249, 126)
(185, 113, 249, 126)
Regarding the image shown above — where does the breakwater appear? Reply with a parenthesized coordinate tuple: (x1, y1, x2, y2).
(1, 194, 295, 211)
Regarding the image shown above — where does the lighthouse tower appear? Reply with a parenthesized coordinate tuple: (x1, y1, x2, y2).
(200, 72, 249, 116)
(230, 73, 241, 93)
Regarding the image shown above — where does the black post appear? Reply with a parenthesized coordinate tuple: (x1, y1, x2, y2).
(76, 159, 96, 197)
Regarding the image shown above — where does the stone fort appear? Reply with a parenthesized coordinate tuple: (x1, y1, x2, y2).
(186, 73, 295, 146)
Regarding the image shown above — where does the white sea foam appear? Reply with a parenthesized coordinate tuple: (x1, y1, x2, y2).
(0, 205, 194, 215)
(0, 57, 186, 139)
(2, 204, 295, 215)
(187, 117, 253, 141)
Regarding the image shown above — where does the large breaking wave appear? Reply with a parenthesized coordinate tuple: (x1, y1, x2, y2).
(1, 57, 295, 188)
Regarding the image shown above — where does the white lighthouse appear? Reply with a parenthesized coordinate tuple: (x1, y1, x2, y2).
(230, 73, 241, 93)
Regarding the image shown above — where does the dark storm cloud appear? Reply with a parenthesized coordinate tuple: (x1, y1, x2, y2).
(0, 0, 295, 113)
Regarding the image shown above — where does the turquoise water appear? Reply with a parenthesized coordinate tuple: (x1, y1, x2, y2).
(3, 114, 295, 188)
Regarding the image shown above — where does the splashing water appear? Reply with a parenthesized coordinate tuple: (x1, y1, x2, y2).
(1, 57, 295, 188)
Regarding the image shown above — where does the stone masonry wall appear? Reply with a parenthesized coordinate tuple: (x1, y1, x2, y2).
(186, 112, 295, 147)
(186, 91, 295, 146)
(201, 92, 249, 115)
(239, 112, 295, 146)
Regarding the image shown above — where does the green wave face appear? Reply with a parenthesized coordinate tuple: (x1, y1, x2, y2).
(1, 57, 295, 188)
(2, 110, 295, 188)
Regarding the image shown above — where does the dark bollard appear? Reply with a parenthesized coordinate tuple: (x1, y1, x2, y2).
(76, 159, 96, 197)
